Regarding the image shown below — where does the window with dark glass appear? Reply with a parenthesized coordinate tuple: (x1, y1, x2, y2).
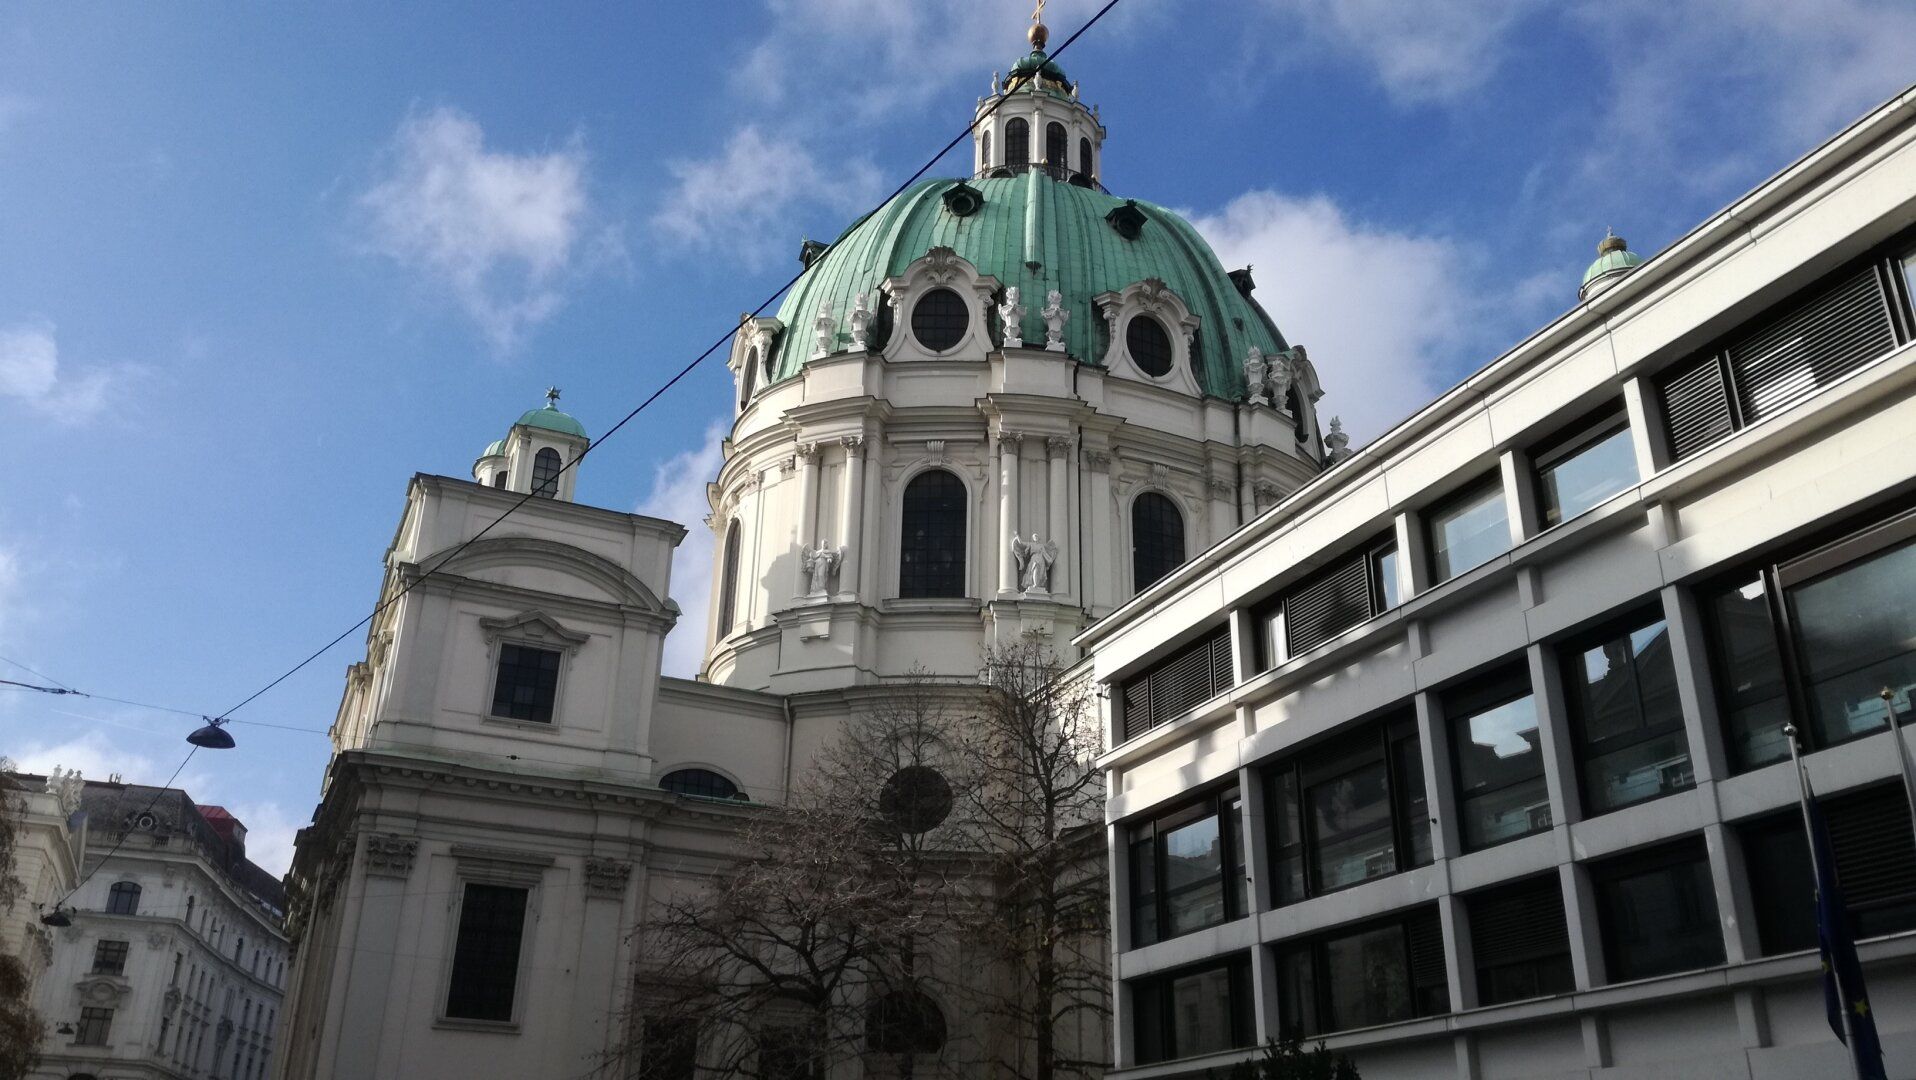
(1705, 506, 1916, 770)
(1131, 956, 1254, 1065)
(92, 939, 129, 976)
(910, 287, 968, 352)
(1078, 137, 1094, 179)
(1277, 906, 1448, 1037)
(490, 642, 561, 723)
(1266, 715, 1429, 906)
(1118, 624, 1232, 742)
(1045, 121, 1067, 167)
(639, 1017, 699, 1080)
(444, 882, 528, 1022)
(758, 1024, 821, 1080)
(1656, 258, 1904, 462)
(1535, 409, 1637, 527)
(1131, 491, 1185, 592)
(1129, 788, 1245, 947)
(717, 522, 741, 639)
(1426, 477, 1508, 583)
(1590, 837, 1723, 982)
(1126, 314, 1173, 377)
(531, 447, 562, 498)
(1467, 875, 1573, 1005)
(491, 473, 507, 489)
(739, 348, 759, 408)
(106, 881, 140, 915)
(658, 768, 742, 800)
(1740, 783, 1916, 956)
(1561, 611, 1692, 814)
(899, 469, 967, 598)
(980, 130, 991, 170)
(1446, 667, 1549, 851)
(75, 1006, 113, 1046)
(1257, 535, 1399, 666)
(1004, 118, 1030, 166)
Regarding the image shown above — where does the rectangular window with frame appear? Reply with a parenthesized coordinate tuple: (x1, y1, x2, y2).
(1426, 477, 1509, 584)
(639, 1017, 700, 1080)
(1560, 610, 1693, 814)
(1255, 534, 1399, 667)
(1655, 255, 1906, 463)
(1266, 714, 1429, 907)
(1118, 625, 1234, 743)
(75, 1006, 113, 1046)
(1131, 955, 1255, 1066)
(92, 939, 129, 976)
(757, 1024, 822, 1080)
(1740, 783, 1916, 956)
(1704, 506, 1916, 771)
(1534, 407, 1637, 528)
(1128, 788, 1246, 947)
(1467, 875, 1573, 1005)
(490, 643, 561, 723)
(1446, 667, 1550, 851)
(1276, 906, 1449, 1037)
(444, 882, 529, 1022)
(1590, 837, 1724, 982)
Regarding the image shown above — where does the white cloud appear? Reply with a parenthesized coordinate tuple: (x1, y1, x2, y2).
(1191, 191, 1502, 443)
(652, 126, 881, 270)
(1256, 0, 1543, 104)
(635, 422, 728, 679)
(0, 321, 115, 421)
(359, 106, 611, 350)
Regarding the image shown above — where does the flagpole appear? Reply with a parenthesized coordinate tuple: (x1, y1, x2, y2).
(1882, 688, 1916, 851)
(1785, 722, 1864, 1080)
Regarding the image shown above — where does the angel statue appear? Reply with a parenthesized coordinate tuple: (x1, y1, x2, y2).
(800, 539, 844, 598)
(1011, 532, 1058, 594)
(1041, 290, 1070, 351)
(998, 286, 1026, 348)
(1244, 346, 1269, 405)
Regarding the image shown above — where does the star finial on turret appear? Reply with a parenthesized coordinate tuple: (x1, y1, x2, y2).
(544, 386, 561, 408)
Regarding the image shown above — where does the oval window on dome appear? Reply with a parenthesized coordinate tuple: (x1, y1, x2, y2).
(1127, 315, 1174, 377)
(911, 288, 969, 352)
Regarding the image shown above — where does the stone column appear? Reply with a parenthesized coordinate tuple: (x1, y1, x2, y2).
(1046, 435, 1070, 595)
(998, 431, 1022, 596)
(794, 442, 820, 598)
(1086, 450, 1113, 612)
(837, 436, 866, 600)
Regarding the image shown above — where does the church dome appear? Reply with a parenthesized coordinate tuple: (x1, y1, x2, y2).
(515, 400, 588, 439)
(1580, 232, 1643, 299)
(474, 438, 506, 466)
(764, 175, 1289, 399)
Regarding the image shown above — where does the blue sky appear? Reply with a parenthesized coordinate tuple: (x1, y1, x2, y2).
(2, 0, 1910, 875)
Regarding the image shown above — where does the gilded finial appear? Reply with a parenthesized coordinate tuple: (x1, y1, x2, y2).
(1028, 0, 1048, 50)
(1597, 228, 1628, 256)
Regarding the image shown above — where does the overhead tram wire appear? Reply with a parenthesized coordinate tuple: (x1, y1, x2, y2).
(36, 0, 1124, 917)
(0, 675, 328, 735)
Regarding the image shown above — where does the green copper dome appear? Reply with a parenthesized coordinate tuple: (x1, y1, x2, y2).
(1009, 49, 1068, 88)
(1581, 233, 1643, 294)
(515, 402, 588, 439)
(474, 439, 506, 466)
(766, 173, 1289, 399)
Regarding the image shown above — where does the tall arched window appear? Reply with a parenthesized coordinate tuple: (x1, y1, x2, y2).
(980, 131, 991, 171)
(531, 447, 562, 498)
(1045, 122, 1067, 167)
(1132, 492, 1186, 592)
(1005, 119, 1030, 166)
(900, 469, 967, 598)
(717, 521, 742, 638)
(739, 347, 759, 409)
(107, 881, 141, 916)
(1079, 137, 1094, 179)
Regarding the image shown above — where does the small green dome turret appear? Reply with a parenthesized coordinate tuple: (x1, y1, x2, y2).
(1580, 232, 1643, 300)
(514, 387, 588, 439)
(474, 439, 506, 467)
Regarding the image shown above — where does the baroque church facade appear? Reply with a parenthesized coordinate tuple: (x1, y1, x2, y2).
(276, 25, 1333, 1080)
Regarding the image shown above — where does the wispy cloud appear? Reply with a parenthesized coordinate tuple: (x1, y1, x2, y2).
(0, 320, 117, 421)
(636, 421, 727, 679)
(1255, 0, 1544, 105)
(652, 126, 881, 271)
(358, 106, 616, 351)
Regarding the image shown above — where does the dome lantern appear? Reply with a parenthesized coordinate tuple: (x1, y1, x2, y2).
(973, 6, 1104, 188)
(1580, 230, 1644, 300)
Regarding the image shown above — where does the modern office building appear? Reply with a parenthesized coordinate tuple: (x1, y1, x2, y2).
(1080, 84, 1916, 1078)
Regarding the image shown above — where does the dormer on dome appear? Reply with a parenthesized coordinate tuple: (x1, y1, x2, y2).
(494, 388, 590, 502)
(975, 17, 1105, 188)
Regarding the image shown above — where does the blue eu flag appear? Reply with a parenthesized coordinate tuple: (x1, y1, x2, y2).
(1808, 797, 1887, 1080)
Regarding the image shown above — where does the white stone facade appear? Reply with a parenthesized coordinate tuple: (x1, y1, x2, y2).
(2, 771, 85, 989)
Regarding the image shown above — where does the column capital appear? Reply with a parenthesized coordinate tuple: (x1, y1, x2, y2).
(796, 440, 821, 460)
(839, 434, 865, 451)
(1046, 434, 1073, 452)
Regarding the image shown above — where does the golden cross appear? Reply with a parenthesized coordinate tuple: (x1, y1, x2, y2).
(1032, 0, 1045, 25)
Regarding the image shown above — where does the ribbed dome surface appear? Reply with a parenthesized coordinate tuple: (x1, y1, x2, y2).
(768, 174, 1288, 399)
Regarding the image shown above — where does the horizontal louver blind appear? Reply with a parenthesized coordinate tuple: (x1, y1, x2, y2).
(1470, 878, 1569, 967)
(1120, 626, 1234, 742)
(1406, 907, 1446, 988)
(1729, 266, 1895, 425)
(1658, 355, 1736, 462)
(1828, 786, 1916, 909)
(1283, 555, 1374, 657)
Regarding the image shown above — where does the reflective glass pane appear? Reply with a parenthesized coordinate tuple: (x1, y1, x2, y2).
(1167, 966, 1238, 1057)
(1708, 575, 1791, 769)
(1395, 736, 1432, 867)
(1129, 836, 1159, 947)
(1308, 762, 1395, 892)
(1430, 484, 1509, 582)
(1453, 692, 1550, 849)
(1376, 547, 1400, 609)
(1540, 424, 1637, 526)
(1276, 947, 1317, 1037)
(1598, 850, 1724, 981)
(1789, 538, 1916, 748)
(1324, 925, 1411, 1030)
(1162, 814, 1225, 935)
(1568, 618, 1692, 812)
(1582, 730, 1694, 812)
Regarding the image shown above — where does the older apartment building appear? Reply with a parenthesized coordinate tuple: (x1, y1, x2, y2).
(1081, 85, 1916, 1078)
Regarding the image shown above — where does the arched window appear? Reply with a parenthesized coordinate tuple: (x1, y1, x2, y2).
(980, 130, 991, 170)
(659, 768, 743, 800)
(1132, 492, 1186, 591)
(1079, 137, 1094, 179)
(739, 347, 759, 408)
(717, 521, 742, 639)
(1045, 122, 1067, 167)
(1127, 314, 1173, 377)
(900, 469, 967, 598)
(107, 881, 141, 916)
(1005, 119, 1030, 166)
(531, 447, 562, 498)
(911, 288, 969, 352)
(492, 472, 507, 489)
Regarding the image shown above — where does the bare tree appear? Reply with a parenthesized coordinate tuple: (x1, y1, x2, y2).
(950, 644, 1110, 1080)
(0, 759, 45, 1080)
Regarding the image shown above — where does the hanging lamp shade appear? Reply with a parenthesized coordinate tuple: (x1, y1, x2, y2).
(187, 718, 236, 749)
(40, 907, 71, 928)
